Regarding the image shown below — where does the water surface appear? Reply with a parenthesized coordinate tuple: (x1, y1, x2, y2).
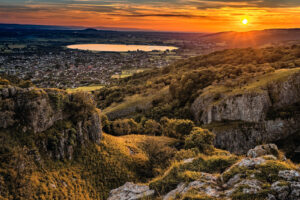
(67, 44, 178, 52)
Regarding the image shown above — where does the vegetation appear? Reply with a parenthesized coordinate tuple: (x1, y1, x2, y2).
(95, 45, 300, 121)
(1, 45, 300, 199)
(184, 128, 215, 154)
(66, 85, 104, 93)
(149, 154, 238, 194)
(0, 127, 178, 200)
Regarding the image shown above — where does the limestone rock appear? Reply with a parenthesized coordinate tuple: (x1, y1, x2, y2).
(190, 71, 300, 154)
(271, 181, 290, 200)
(278, 170, 300, 181)
(247, 144, 279, 158)
(290, 181, 300, 200)
(107, 182, 154, 200)
(0, 86, 102, 160)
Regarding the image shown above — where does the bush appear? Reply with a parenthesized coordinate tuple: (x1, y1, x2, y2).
(111, 118, 140, 135)
(161, 117, 195, 139)
(184, 128, 215, 154)
(66, 92, 95, 121)
(100, 114, 111, 133)
(143, 119, 162, 135)
(141, 138, 176, 176)
(149, 154, 237, 194)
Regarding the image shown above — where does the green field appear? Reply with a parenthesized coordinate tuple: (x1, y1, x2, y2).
(66, 85, 104, 93)
(111, 68, 148, 79)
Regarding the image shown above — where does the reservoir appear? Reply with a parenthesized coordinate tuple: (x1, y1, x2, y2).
(66, 44, 178, 52)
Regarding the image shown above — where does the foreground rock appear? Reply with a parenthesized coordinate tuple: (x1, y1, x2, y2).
(247, 143, 279, 158)
(108, 144, 300, 200)
(107, 182, 154, 200)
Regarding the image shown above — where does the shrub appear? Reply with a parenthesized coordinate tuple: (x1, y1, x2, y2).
(184, 128, 215, 154)
(141, 138, 176, 176)
(66, 92, 95, 121)
(143, 119, 162, 135)
(100, 114, 111, 133)
(149, 154, 237, 194)
(161, 117, 194, 139)
(111, 118, 140, 135)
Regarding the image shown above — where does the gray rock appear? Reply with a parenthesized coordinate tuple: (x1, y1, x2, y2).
(163, 182, 186, 200)
(0, 86, 102, 160)
(225, 174, 241, 188)
(238, 179, 263, 194)
(271, 181, 290, 200)
(1, 88, 9, 98)
(190, 71, 300, 154)
(278, 170, 300, 181)
(183, 158, 195, 164)
(267, 194, 277, 200)
(290, 181, 300, 200)
(247, 144, 279, 158)
(108, 182, 155, 200)
(191, 91, 271, 124)
(236, 157, 266, 168)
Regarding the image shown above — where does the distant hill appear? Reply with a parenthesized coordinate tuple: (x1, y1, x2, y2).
(201, 28, 300, 48)
(0, 23, 85, 30)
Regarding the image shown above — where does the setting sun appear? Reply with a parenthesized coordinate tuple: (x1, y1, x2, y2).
(242, 19, 249, 25)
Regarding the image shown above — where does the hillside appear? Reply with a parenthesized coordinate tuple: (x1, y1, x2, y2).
(201, 29, 300, 48)
(96, 45, 300, 160)
(0, 45, 299, 200)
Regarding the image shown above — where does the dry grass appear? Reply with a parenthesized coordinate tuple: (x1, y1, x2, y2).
(66, 85, 104, 93)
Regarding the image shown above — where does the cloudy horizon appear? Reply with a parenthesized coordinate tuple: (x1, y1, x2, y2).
(1, 0, 300, 32)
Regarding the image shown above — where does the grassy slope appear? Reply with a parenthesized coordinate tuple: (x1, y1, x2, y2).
(66, 85, 104, 93)
(0, 130, 177, 200)
(95, 45, 300, 121)
(103, 86, 169, 118)
(201, 67, 300, 97)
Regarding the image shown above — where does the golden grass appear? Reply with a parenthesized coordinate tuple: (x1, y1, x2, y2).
(66, 85, 104, 93)
(111, 69, 148, 79)
(103, 86, 169, 116)
(201, 67, 300, 98)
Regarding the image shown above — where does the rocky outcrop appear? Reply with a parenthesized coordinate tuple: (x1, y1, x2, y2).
(247, 143, 279, 158)
(108, 144, 300, 200)
(192, 91, 272, 124)
(107, 182, 154, 200)
(0, 86, 102, 160)
(191, 70, 300, 154)
(212, 117, 300, 154)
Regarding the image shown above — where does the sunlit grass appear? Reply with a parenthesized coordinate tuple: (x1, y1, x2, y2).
(66, 85, 104, 93)
(103, 86, 169, 117)
(201, 67, 300, 97)
(111, 68, 148, 79)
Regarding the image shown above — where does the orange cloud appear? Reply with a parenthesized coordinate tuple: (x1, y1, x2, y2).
(1, 1, 300, 32)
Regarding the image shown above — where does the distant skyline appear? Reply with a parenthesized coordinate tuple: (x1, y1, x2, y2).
(1, 0, 300, 32)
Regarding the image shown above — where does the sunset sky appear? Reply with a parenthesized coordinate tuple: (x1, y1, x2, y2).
(1, 0, 300, 32)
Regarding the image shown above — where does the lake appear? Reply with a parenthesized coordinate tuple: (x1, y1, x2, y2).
(66, 44, 178, 52)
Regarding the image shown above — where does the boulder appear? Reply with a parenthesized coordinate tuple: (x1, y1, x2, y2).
(107, 182, 154, 200)
(271, 181, 290, 200)
(278, 170, 300, 181)
(247, 144, 279, 158)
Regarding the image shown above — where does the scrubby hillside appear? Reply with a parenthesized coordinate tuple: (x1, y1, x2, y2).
(95, 45, 300, 160)
(0, 45, 299, 200)
(0, 81, 180, 199)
